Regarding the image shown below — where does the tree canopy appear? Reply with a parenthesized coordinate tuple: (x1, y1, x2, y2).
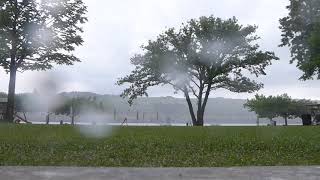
(0, 0, 87, 121)
(309, 23, 320, 68)
(244, 94, 313, 125)
(280, 0, 320, 80)
(54, 96, 105, 117)
(118, 15, 278, 126)
(244, 94, 278, 121)
(0, 0, 87, 71)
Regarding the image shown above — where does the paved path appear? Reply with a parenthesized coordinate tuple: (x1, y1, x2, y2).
(0, 166, 320, 180)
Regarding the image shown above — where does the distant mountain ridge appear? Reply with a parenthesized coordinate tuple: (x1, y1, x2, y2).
(53, 92, 300, 125)
(6, 91, 301, 125)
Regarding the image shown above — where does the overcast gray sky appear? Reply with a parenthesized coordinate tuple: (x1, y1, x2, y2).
(0, 0, 319, 100)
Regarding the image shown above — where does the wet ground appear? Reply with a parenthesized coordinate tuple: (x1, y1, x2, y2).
(0, 166, 320, 180)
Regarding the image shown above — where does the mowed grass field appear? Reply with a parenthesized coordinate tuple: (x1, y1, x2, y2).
(0, 124, 320, 167)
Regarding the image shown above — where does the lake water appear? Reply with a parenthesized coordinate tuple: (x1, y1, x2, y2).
(31, 122, 302, 126)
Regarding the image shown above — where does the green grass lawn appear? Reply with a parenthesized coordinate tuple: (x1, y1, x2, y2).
(0, 124, 320, 167)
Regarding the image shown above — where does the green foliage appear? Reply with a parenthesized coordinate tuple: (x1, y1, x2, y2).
(1, 125, 320, 167)
(308, 23, 320, 70)
(244, 94, 313, 122)
(54, 96, 105, 116)
(0, 92, 7, 98)
(0, 0, 87, 122)
(118, 15, 278, 125)
(280, 0, 320, 79)
(244, 94, 277, 120)
(0, 0, 88, 71)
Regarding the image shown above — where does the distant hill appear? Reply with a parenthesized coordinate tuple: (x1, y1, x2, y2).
(6, 91, 301, 125)
(52, 92, 301, 125)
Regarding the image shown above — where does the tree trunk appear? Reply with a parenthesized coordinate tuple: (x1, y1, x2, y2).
(196, 84, 204, 126)
(136, 111, 139, 120)
(196, 83, 212, 127)
(269, 118, 276, 126)
(5, 67, 17, 123)
(284, 115, 288, 126)
(184, 90, 197, 126)
(5, 0, 18, 123)
(196, 109, 204, 126)
(71, 101, 75, 125)
(46, 113, 50, 125)
(71, 109, 75, 125)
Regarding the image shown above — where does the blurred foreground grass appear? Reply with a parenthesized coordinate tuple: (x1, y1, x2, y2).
(0, 124, 319, 167)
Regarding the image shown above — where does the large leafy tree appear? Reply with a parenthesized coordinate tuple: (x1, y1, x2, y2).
(272, 94, 295, 126)
(309, 23, 320, 67)
(0, 0, 87, 122)
(280, 0, 320, 79)
(244, 94, 278, 124)
(245, 94, 312, 126)
(54, 96, 105, 125)
(118, 16, 278, 126)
